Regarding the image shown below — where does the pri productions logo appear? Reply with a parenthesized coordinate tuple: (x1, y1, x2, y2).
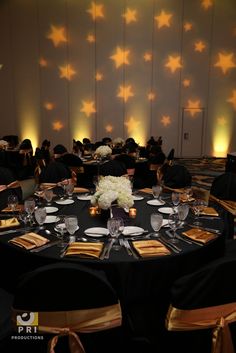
(16, 312, 38, 333)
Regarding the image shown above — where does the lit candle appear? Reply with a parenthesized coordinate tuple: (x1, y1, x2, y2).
(129, 207, 137, 218)
(89, 206, 97, 216)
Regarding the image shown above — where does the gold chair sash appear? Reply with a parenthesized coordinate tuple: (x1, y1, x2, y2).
(0, 181, 20, 192)
(166, 302, 236, 353)
(40, 179, 75, 190)
(13, 303, 122, 353)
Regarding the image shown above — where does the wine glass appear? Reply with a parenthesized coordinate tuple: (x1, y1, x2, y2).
(7, 194, 18, 216)
(24, 198, 36, 225)
(177, 203, 189, 227)
(55, 215, 67, 247)
(107, 217, 122, 251)
(171, 192, 180, 211)
(150, 213, 163, 237)
(65, 183, 74, 199)
(152, 185, 162, 201)
(44, 189, 53, 205)
(34, 207, 47, 230)
(65, 215, 78, 237)
(168, 213, 181, 243)
(192, 199, 206, 226)
(114, 217, 124, 250)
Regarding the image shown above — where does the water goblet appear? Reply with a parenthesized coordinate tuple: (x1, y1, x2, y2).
(24, 198, 36, 225)
(65, 215, 78, 237)
(34, 207, 47, 230)
(65, 183, 74, 199)
(177, 203, 190, 227)
(171, 192, 180, 211)
(107, 217, 121, 251)
(7, 194, 18, 216)
(44, 189, 53, 205)
(55, 215, 67, 247)
(168, 213, 181, 243)
(152, 185, 162, 201)
(192, 199, 206, 226)
(150, 213, 163, 238)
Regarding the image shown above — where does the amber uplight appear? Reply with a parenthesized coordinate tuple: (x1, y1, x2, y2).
(124, 116, 140, 133)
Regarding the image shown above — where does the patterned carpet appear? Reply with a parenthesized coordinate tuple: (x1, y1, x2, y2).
(175, 157, 226, 190)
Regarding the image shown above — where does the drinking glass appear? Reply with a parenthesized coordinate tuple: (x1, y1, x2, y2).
(65, 183, 74, 199)
(65, 215, 78, 236)
(152, 185, 162, 201)
(177, 203, 190, 227)
(168, 213, 181, 243)
(107, 217, 122, 251)
(192, 199, 206, 226)
(34, 207, 47, 230)
(55, 215, 67, 247)
(24, 198, 36, 225)
(150, 213, 163, 237)
(7, 194, 18, 215)
(171, 192, 180, 210)
(44, 189, 53, 205)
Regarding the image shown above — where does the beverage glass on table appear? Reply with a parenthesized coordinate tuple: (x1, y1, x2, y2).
(7, 194, 18, 216)
(34, 207, 47, 230)
(44, 189, 53, 205)
(65, 215, 78, 236)
(107, 217, 123, 251)
(177, 203, 189, 227)
(168, 212, 181, 243)
(152, 185, 162, 201)
(150, 213, 163, 238)
(24, 198, 36, 225)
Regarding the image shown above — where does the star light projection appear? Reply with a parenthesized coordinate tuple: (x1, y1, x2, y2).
(227, 90, 236, 110)
(80, 100, 96, 117)
(110, 47, 131, 68)
(117, 85, 134, 102)
(185, 100, 202, 117)
(122, 8, 137, 24)
(214, 52, 236, 74)
(47, 25, 67, 47)
(217, 117, 227, 126)
(25, 1, 235, 156)
(155, 10, 173, 29)
(87, 2, 104, 21)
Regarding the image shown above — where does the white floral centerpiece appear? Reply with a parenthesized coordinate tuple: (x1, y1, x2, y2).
(91, 176, 134, 210)
(94, 145, 112, 159)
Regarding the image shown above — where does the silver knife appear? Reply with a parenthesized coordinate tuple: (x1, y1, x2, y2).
(123, 238, 139, 259)
(188, 224, 220, 234)
(30, 240, 61, 252)
(0, 227, 33, 236)
(159, 236, 182, 253)
(104, 239, 116, 259)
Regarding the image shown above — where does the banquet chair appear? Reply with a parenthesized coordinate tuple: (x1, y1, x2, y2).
(165, 256, 236, 353)
(166, 148, 175, 165)
(5, 262, 151, 353)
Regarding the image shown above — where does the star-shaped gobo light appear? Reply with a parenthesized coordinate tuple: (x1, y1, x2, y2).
(117, 85, 134, 102)
(59, 64, 76, 81)
(52, 121, 64, 131)
(155, 10, 173, 29)
(122, 8, 137, 24)
(125, 116, 140, 133)
(161, 115, 171, 127)
(201, 0, 213, 10)
(80, 100, 96, 117)
(105, 124, 113, 133)
(194, 41, 206, 53)
(185, 100, 202, 117)
(227, 90, 236, 110)
(87, 2, 104, 21)
(165, 55, 182, 73)
(214, 52, 236, 74)
(47, 25, 67, 47)
(110, 47, 130, 69)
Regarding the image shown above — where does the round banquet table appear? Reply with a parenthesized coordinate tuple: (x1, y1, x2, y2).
(0, 191, 226, 350)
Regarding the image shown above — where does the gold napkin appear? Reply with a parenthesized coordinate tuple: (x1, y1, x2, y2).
(0, 217, 20, 229)
(180, 194, 195, 203)
(1, 205, 24, 213)
(132, 240, 171, 258)
(73, 187, 90, 193)
(199, 207, 219, 216)
(138, 188, 152, 194)
(9, 232, 49, 250)
(64, 242, 103, 258)
(182, 228, 217, 244)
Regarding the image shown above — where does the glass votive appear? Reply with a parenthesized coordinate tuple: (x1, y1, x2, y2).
(89, 206, 97, 217)
(129, 207, 137, 218)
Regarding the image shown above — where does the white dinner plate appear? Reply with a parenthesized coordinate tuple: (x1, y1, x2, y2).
(55, 199, 75, 205)
(54, 224, 79, 233)
(132, 195, 144, 201)
(45, 206, 58, 214)
(122, 226, 144, 236)
(84, 227, 109, 237)
(77, 195, 92, 201)
(162, 219, 169, 227)
(158, 207, 174, 215)
(147, 199, 165, 206)
(44, 215, 59, 224)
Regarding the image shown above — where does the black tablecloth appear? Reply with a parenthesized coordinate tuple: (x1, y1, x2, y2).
(0, 192, 226, 350)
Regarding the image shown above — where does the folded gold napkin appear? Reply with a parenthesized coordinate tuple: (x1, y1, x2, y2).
(9, 232, 49, 250)
(132, 240, 171, 258)
(182, 228, 217, 244)
(0, 217, 20, 229)
(1, 205, 24, 213)
(199, 207, 219, 216)
(73, 187, 90, 193)
(180, 194, 195, 203)
(138, 188, 152, 194)
(64, 242, 103, 258)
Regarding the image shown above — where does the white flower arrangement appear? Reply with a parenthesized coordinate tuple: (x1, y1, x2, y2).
(113, 137, 125, 146)
(0, 140, 8, 148)
(91, 176, 134, 210)
(95, 145, 112, 159)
